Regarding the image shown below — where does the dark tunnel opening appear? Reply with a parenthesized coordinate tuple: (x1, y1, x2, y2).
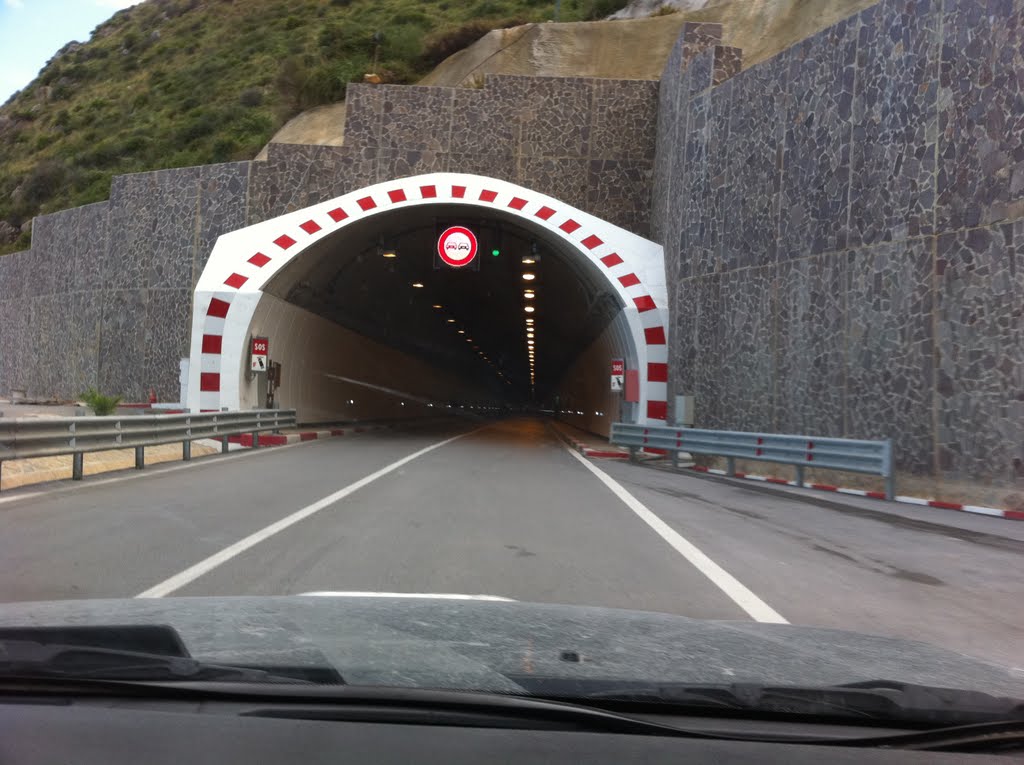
(261, 205, 625, 409)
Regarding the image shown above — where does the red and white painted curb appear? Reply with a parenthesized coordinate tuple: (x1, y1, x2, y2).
(227, 423, 392, 449)
(688, 466, 1024, 522)
(548, 424, 630, 459)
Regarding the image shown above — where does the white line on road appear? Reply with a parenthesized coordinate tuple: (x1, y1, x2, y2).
(136, 430, 477, 598)
(564, 447, 788, 624)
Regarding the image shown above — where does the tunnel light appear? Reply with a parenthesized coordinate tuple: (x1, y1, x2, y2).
(432, 304, 442, 309)
(382, 250, 397, 258)
(522, 273, 536, 281)
(521, 257, 536, 265)
(523, 292, 535, 299)
(527, 332, 534, 338)
(348, 399, 355, 405)
(412, 282, 424, 288)
(524, 306, 535, 313)
(447, 318, 456, 323)
(457, 329, 465, 334)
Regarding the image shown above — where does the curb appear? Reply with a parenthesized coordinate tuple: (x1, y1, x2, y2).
(227, 423, 391, 449)
(687, 466, 1024, 522)
(546, 423, 630, 459)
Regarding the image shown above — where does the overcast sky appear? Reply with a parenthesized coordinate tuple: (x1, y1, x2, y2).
(1, 0, 144, 104)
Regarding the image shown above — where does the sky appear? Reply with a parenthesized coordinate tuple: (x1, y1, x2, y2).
(0, 0, 143, 104)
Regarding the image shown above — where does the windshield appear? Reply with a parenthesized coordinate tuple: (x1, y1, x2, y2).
(0, 0, 1022, 731)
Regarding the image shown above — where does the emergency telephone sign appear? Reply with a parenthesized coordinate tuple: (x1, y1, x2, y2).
(251, 336, 269, 372)
(610, 359, 624, 392)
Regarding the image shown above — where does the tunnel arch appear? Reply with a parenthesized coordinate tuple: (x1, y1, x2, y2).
(186, 173, 668, 424)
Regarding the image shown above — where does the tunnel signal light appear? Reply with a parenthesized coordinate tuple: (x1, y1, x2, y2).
(491, 248, 500, 257)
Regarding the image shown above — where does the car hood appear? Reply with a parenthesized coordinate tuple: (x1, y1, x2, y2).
(0, 595, 1021, 697)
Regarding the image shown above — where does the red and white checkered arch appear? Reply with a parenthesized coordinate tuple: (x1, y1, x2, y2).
(187, 173, 669, 423)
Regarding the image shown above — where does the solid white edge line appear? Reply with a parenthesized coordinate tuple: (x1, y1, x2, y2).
(135, 429, 478, 598)
(563, 446, 789, 625)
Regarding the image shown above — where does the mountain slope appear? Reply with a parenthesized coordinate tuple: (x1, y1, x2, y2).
(0, 0, 624, 253)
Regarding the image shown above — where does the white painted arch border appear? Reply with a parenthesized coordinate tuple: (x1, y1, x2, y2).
(187, 173, 669, 423)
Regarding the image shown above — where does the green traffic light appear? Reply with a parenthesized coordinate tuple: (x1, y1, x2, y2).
(491, 249, 500, 256)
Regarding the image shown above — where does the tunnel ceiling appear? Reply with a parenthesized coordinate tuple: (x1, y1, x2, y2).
(262, 204, 623, 399)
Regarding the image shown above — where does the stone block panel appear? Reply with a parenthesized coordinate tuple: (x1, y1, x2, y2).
(0, 251, 29, 300)
(149, 166, 201, 290)
(342, 84, 383, 148)
(716, 267, 777, 432)
(380, 85, 454, 153)
(586, 159, 652, 236)
(451, 87, 517, 156)
(845, 238, 935, 473)
(937, 0, 1024, 230)
(105, 172, 159, 290)
(73, 202, 111, 292)
(0, 298, 29, 395)
(377, 149, 448, 182)
(248, 146, 378, 224)
(722, 55, 786, 271)
(935, 221, 1024, 482)
(516, 156, 588, 211)
(196, 162, 250, 284)
(773, 254, 846, 436)
(493, 76, 593, 158)
(144, 289, 193, 402)
(780, 17, 859, 259)
(98, 289, 148, 400)
(678, 89, 715, 278)
(447, 152, 517, 183)
(849, 0, 939, 247)
(590, 79, 659, 161)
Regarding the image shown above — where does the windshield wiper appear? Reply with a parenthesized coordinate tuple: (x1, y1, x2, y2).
(578, 680, 1024, 726)
(0, 640, 313, 684)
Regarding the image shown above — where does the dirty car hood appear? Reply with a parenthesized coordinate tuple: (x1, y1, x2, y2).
(0, 596, 1020, 697)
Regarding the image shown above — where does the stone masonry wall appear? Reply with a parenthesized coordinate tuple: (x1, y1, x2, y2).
(0, 75, 657, 403)
(655, 2, 1024, 485)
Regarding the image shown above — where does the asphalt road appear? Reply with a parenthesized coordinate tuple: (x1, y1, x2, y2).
(1, 418, 1022, 669)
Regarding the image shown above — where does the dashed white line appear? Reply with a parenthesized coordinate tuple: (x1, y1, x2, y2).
(136, 430, 478, 598)
(563, 446, 788, 624)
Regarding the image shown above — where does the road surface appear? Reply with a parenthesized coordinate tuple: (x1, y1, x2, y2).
(1, 418, 1022, 669)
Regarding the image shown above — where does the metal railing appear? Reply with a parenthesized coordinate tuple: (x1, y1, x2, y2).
(0, 409, 296, 490)
(611, 422, 894, 499)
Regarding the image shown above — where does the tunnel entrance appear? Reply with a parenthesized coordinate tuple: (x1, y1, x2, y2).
(186, 174, 667, 433)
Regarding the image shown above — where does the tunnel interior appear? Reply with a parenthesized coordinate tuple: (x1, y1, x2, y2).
(257, 204, 629, 417)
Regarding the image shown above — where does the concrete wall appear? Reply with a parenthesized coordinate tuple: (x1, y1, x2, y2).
(555, 311, 638, 437)
(0, 75, 657, 406)
(654, 5, 1024, 485)
(241, 294, 492, 423)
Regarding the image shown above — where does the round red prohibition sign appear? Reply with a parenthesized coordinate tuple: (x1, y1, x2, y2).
(437, 226, 478, 268)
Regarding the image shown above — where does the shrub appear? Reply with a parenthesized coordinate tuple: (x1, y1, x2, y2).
(422, 20, 512, 68)
(81, 388, 122, 416)
(239, 87, 263, 107)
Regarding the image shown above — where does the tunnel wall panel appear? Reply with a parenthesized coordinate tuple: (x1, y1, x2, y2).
(242, 294, 487, 423)
(655, 3, 1024, 485)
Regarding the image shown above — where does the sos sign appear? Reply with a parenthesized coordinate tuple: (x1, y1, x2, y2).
(251, 336, 269, 372)
(437, 226, 478, 268)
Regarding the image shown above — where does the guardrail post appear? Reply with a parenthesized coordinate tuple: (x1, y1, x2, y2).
(182, 411, 191, 462)
(884, 438, 895, 500)
(628, 445, 638, 463)
(135, 446, 145, 470)
(795, 464, 804, 488)
(726, 456, 735, 477)
(671, 450, 679, 470)
(72, 453, 84, 481)
(220, 408, 230, 453)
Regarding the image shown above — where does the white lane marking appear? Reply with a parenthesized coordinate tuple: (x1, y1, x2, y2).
(136, 430, 477, 598)
(563, 447, 788, 625)
(299, 592, 515, 601)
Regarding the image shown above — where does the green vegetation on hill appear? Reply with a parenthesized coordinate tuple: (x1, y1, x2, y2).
(0, 0, 624, 254)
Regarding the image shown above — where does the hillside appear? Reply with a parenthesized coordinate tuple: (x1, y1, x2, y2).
(0, 0, 878, 256)
(0, 0, 624, 254)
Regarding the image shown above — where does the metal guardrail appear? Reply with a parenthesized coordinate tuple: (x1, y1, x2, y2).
(611, 422, 894, 499)
(0, 409, 296, 491)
